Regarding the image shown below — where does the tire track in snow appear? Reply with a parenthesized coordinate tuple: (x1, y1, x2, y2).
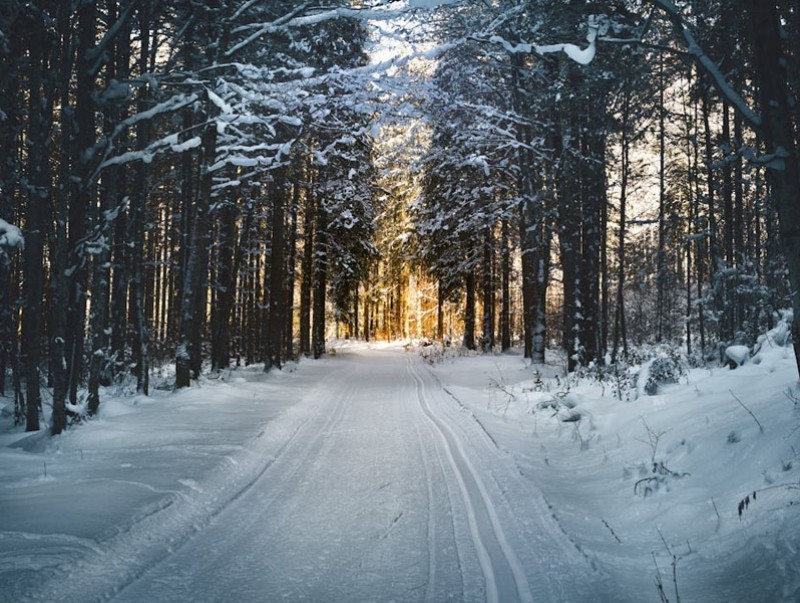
(407, 355, 534, 603)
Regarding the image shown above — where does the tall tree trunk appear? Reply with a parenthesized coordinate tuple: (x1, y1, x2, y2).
(722, 100, 735, 342)
(532, 203, 550, 365)
(21, 10, 52, 432)
(581, 99, 605, 364)
(284, 178, 300, 359)
(299, 175, 314, 356)
(656, 53, 667, 342)
(463, 266, 476, 351)
(176, 91, 217, 388)
(211, 199, 239, 372)
(558, 113, 582, 372)
(88, 0, 129, 415)
(701, 87, 720, 333)
(733, 111, 745, 336)
(265, 167, 286, 370)
(692, 67, 707, 355)
(510, 52, 539, 359)
(49, 0, 72, 434)
(130, 3, 152, 394)
(481, 226, 494, 353)
(65, 0, 98, 406)
(500, 219, 511, 351)
(311, 194, 327, 360)
(353, 283, 359, 341)
(746, 1, 800, 377)
(519, 197, 536, 359)
(0, 7, 23, 399)
(613, 84, 631, 363)
(437, 279, 444, 341)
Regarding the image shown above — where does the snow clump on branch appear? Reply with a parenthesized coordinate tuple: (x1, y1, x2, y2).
(0, 218, 24, 251)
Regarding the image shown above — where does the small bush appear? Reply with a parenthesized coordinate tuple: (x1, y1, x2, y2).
(644, 354, 686, 396)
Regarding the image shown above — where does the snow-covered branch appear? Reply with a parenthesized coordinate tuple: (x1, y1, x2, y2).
(225, 0, 460, 58)
(100, 131, 202, 169)
(647, 0, 762, 129)
(487, 15, 600, 66)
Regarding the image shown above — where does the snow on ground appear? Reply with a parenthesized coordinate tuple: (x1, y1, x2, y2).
(0, 360, 344, 602)
(0, 332, 798, 602)
(427, 332, 800, 601)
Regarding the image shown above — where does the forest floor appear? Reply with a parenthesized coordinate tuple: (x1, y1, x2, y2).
(1, 338, 799, 602)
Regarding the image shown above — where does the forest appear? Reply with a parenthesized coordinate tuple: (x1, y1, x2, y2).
(1, 0, 798, 436)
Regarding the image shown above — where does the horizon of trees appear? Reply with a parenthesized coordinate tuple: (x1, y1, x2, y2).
(1, 0, 798, 435)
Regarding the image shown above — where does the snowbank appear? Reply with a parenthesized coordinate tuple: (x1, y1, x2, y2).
(429, 340, 800, 601)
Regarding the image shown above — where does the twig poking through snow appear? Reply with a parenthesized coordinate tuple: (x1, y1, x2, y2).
(656, 528, 682, 603)
(602, 519, 622, 543)
(652, 552, 670, 603)
(711, 497, 721, 533)
(729, 390, 764, 433)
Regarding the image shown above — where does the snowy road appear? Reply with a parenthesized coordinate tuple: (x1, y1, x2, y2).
(25, 348, 609, 602)
(112, 350, 542, 602)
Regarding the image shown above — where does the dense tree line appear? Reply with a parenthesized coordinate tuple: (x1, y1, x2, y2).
(409, 0, 799, 373)
(0, 0, 379, 433)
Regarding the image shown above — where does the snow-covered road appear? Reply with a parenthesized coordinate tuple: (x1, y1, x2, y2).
(33, 348, 607, 602)
(107, 349, 556, 602)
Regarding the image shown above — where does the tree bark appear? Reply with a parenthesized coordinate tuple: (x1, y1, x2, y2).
(612, 84, 631, 363)
(312, 194, 327, 360)
(265, 167, 286, 370)
(88, 0, 129, 416)
(65, 0, 98, 406)
(656, 53, 667, 343)
(500, 219, 511, 351)
(746, 1, 800, 377)
(299, 169, 314, 356)
(284, 177, 300, 359)
(463, 266, 476, 351)
(176, 91, 217, 388)
(211, 199, 239, 372)
(481, 226, 494, 353)
(49, 0, 72, 434)
(21, 10, 52, 432)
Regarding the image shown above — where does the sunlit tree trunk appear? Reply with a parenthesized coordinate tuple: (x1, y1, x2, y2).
(481, 226, 494, 353)
(463, 267, 476, 351)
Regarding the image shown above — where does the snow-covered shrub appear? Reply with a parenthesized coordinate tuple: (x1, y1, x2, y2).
(536, 392, 580, 421)
(752, 310, 792, 353)
(572, 361, 637, 401)
(415, 338, 476, 364)
(640, 354, 686, 396)
(724, 345, 750, 369)
(749, 310, 793, 369)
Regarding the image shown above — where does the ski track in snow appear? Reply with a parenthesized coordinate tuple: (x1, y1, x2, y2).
(15, 348, 607, 602)
(407, 355, 534, 603)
